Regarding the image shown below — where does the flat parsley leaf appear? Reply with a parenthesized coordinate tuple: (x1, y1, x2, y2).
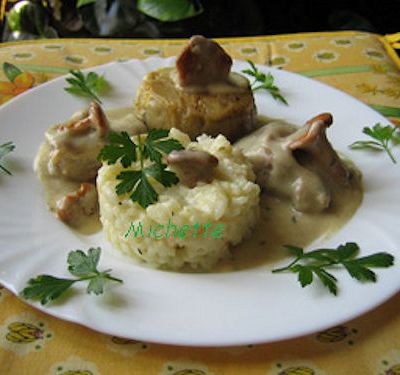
(143, 129, 184, 163)
(98, 131, 137, 168)
(128, 171, 158, 208)
(241, 60, 288, 105)
(116, 163, 179, 208)
(272, 242, 394, 295)
(99, 129, 183, 208)
(64, 69, 110, 103)
(21, 276, 76, 305)
(0, 141, 15, 175)
(144, 163, 180, 187)
(20, 248, 122, 305)
(349, 123, 399, 164)
(67, 247, 101, 277)
(115, 170, 142, 195)
(87, 273, 109, 295)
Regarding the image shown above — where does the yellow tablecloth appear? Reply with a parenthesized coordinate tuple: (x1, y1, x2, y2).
(1, 31, 399, 375)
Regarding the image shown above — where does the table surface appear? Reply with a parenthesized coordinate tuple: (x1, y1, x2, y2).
(0, 31, 399, 375)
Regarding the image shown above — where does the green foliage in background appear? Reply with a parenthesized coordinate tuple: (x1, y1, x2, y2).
(137, 0, 203, 22)
(2, 0, 204, 41)
(5, 0, 58, 40)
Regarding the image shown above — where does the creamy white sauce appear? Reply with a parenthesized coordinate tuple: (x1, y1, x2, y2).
(35, 109, 363, 270)
(34, 107, 145, 234)
(235, 121, 331, 213)
(105, 107, 147, 134)
(175, 71, 250, 95)
(217, 178, 362, 271)
(34, 142, 101, 234)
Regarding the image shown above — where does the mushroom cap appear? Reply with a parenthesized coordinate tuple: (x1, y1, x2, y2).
(176, 35, 232, 87)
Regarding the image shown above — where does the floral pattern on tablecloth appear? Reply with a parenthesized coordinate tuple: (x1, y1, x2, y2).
(0, 31, 399, 375)
(46, 356, 100, 375)
(0, 312, 53, 355)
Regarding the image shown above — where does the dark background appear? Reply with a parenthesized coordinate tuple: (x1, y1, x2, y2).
(177, 0, 400, 38)
(1, 0, 399, 41)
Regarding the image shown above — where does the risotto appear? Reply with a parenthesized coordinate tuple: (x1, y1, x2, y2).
(97, 128, 260, 270)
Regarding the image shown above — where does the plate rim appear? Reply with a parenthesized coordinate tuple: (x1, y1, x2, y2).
(0, 57, 399, 347)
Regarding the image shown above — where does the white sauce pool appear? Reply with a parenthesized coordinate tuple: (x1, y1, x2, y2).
(34, 109, 363, 270)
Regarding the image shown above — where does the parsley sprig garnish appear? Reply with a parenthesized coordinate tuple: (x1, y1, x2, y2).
(64, 69, 110, 103)
(98, 129, 184, 208)
(272, 242, 394, 295)
(0, 141, 15, 175)
(241, 60, 288, 105)
(20, 247, 122, 305)
(349, 123, 400, 164)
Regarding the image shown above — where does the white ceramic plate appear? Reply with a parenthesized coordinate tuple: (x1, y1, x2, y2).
(0, 57, 399, 347)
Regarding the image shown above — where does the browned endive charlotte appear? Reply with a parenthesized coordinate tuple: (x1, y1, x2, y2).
(135, 35, 257, 141)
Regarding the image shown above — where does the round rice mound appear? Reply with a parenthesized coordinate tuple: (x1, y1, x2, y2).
(97, 128, 260, 271)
